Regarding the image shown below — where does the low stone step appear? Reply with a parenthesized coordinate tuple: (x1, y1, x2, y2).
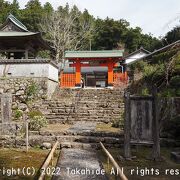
(32, 130, 123, 138)
(46, 119, 110, 124)
(60, 142, 95, 149)
(28, 135, 123, 148)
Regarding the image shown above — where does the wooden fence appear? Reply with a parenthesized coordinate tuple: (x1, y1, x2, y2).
(60, 73, 76, 88)
(60, 72, 128, 88)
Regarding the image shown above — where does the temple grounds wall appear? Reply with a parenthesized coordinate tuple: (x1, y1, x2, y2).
(0, 77, 58, 112)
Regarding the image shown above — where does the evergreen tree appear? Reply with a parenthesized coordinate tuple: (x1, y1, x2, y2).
(21, 0, 44, 31)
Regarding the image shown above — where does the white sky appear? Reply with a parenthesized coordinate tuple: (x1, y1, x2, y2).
(8, 0, 180, 38)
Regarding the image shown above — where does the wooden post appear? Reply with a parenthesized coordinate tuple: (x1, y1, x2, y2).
(152, 87, 160, 160)
(24, 114, 29, 152)
(75, 59, 81, 87)
(38, 141, 59, 180)
(100, 142, 128, 180)
(124, 92, 131, 159)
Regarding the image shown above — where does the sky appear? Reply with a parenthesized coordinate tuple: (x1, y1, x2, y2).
(8, 0, 180, 38)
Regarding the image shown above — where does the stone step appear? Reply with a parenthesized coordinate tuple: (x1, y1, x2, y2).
(45, 115, 121, 118)
(46, 119, 111, 124)
(28, 135, 124, 147)
(46, 113, 121, 116)
(60, 142, 95, 149)
(32, 130, 123, 138)
(46, 108, 122, 112)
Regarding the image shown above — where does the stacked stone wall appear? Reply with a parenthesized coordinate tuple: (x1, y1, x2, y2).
(0, 77, 58, 113)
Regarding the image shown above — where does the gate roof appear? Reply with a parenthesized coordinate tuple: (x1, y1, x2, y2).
(65, 50, 124, 60)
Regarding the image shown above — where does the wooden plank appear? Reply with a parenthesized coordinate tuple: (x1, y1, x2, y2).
(124, 92, 131, 159)
(100, 142, 128, 180)
(38, 141, 59, 180)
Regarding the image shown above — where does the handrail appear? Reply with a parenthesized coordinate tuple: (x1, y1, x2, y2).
(38, 141, 59, 180)
(100, 142, 128, 180)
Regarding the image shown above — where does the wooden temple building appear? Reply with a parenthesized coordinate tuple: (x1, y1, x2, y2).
(60, 50, 128, 88)
(0, 14, 58, 97)
(0, 14, 51, 59)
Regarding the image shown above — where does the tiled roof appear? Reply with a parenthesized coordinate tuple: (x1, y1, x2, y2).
(65, 50, 124, 59)
(0, 31, 38, 37)
(7, 14, 28, 32)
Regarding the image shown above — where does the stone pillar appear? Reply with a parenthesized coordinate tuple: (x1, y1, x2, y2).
(1, 93, 12, 123)
(75, 59, 81, 87)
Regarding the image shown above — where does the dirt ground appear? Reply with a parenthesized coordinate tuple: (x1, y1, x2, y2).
(40, 122, 121, 134)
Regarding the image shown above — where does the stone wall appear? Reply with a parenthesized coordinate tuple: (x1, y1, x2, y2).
(0, 77, 58, 113)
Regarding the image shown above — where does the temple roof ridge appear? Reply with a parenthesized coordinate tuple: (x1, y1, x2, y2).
(7, 13, 28, 32)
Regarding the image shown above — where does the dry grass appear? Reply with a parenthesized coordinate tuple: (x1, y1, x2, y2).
(40, 124, 72, 132)
(96, 123, 122, 133)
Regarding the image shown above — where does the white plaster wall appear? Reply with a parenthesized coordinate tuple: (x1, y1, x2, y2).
(0, 63, 58, 82)
(125, 52, 147, 65)
(48, 64, 59, 82)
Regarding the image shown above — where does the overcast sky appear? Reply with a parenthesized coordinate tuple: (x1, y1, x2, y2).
(9, 0, 180, 38)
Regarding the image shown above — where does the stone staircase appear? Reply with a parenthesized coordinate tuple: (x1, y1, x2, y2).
(40, 88, 124, 124)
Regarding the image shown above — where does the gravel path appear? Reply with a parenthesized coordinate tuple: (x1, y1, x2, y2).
(52, 148, 108, 180)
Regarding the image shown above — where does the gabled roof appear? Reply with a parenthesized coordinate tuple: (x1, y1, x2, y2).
(124, 47, 151, 59)
(0, 14, 52, 51)
(0, 31, 38, 37)
(0, 14, 28, 32)
(65, 50, 124, 59)
(7, 14, 28, 32)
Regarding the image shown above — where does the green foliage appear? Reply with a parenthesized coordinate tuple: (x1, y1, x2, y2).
(169, 75, 180, 87)
(141, 88, 150, 96)
(37, 50, 50, 58)
(0, 0, 161, 53)
(14, 109, 23, 119)
(28, 110, 43, 119)
(29, 116, 47, 131)
(162, 116, 180, 139)
(25, 82, 38, 100)
(163, 26, 180, 44)
(160, 88, 177, 97)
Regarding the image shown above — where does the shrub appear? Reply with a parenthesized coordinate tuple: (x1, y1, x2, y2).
(29, 116, 48, 131)
(141, 87, 150, 96)
(14, 109, 23, 119)
(25, 82, 38, 100)
(170, 75, 180, 88)
(162, 116, 180, 139)
(28, 110, 43, 119)
(160, 88, 176, 97)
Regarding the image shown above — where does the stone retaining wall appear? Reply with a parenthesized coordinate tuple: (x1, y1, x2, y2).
(0, 77, 58, 113)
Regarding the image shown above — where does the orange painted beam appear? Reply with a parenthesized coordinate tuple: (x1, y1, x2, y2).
(75, 60, 81, 86)
(70, 63, 109, 67)
(108, 61, 114, 86)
